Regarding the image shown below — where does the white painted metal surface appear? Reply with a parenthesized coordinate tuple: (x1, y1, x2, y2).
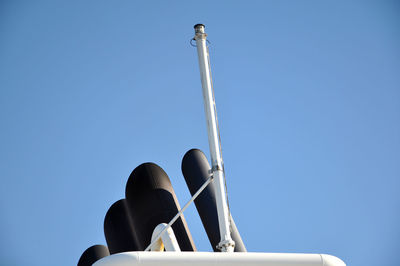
(150, 223, 181, 251)
(93, 252, 346, 266)
(193, 24, 235, 252)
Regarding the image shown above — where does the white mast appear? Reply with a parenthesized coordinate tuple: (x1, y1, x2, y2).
(193, 24, 235, 252)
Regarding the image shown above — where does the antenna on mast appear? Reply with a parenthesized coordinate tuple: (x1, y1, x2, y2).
(193, 24, 235, 252)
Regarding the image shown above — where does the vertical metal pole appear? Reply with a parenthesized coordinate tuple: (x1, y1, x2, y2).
(193, 24, 235, 252)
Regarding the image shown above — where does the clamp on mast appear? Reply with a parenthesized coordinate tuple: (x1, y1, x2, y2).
(193, 24, 235, 252)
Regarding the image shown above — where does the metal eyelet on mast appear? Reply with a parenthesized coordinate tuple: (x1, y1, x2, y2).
(193, 24, 235, 252)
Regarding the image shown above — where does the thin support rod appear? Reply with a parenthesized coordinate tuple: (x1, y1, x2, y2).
(193, 24, 235, 252)
(144, 175, 213, 251)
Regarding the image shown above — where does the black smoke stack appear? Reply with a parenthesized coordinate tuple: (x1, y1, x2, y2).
(104, 199, 142, 254)
(181, 149, 247, 252)
(77, 244, 109, 266)
(125, 162, 196, 251)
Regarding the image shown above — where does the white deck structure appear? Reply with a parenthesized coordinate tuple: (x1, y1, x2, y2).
(93, 252, 345, 266)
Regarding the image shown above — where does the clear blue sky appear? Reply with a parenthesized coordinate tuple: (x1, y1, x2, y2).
(0, 1, 399, 265)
